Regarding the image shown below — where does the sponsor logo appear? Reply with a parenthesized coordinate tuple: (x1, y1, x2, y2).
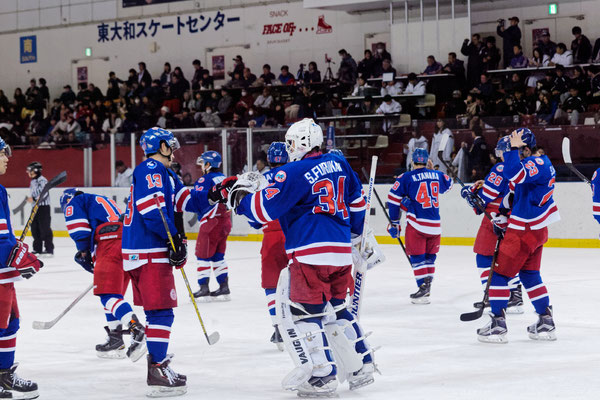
(129, 254, 139, 261)
(262, 22, 297, 36)
(275, 170, 287, 183)
(170, 289, 177, 301)
(350, 271, 363, 317)
(287, 328, 308, 364)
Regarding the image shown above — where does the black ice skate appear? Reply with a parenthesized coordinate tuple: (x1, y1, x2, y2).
(410, 277, 431, 304)
(147, 354, 187, 398)
(528, 306, 557, 341)
(193, 283, 211, 302)
(506, 284, 524, 314)
(127, 315, 147, 362)
(296, 374, 337, 398)
(270, 325, 284, 352)
(0, 364, 39, 399)
(0, 388, 10, 399)
(96, 325, 126, 359)
(210, 277, 231, 302)
(477, 311, 508, 344)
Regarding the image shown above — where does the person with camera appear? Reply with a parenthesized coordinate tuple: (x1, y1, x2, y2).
(497, 16, 522, 68)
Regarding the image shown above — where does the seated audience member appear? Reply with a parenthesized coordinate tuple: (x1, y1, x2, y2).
(352, 76, 372, 96)
(536, 32, 557, 58)
(278, 65, 295, 85)
(404, 73, 426, 95)
(236, 89, 255, 111)
(513, 90, 531, 115)
(254, 87, 274, 110)
(509, 45, 529, 68)
(503, 72, 525, 94)
(347, 95, 376, 116)
(243, 68, 257, 86)
(197, 106, 222, 128)
(443, 52, 466, 87)
(380, 80, 403, 96)
(175, 107, 196, 128)
(225, 71, 246, 88)
(549, 43, 573, 66)
(218, 89, 233, 114)
(200, 70, 214, 89)
(260, 64, 276, 85)
(423, 55, 443, 75)
(535, 91, 554, 124)
(445, 90, 466, 118)
(102, 109, 122, 134)
(374, 58, 397, 79)
(530, 47, 550, 67)
(551, 65, 571, 101)
(358, 49, 377, 79)
(303, 62, 322, 84)
(470, 74, 494, 98)
(554, 86, 586, 126)
(587, 66, 600, 102)
(376, 94, 402, 132)
(571, 66, 590, 96)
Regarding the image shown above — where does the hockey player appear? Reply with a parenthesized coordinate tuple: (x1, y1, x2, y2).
(59, 188, 146, 361)
(477, 128, 559, 343)
(192, 151, 232, 301)
(592, 168, 600, 227)
(387, 148, 453, 304)
(461, 136, 523, 313)
(122, 127, 213, 397)
(0, 138, 42, 399)
(215, 119, 380, 397)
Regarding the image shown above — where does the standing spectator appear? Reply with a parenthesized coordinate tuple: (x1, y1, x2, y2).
(571, 26, 592, 64)
(404, 131, 428, 170)
(191, 59, 205, 91)
(549, 43, 573, 66)
(482, 36, 501, 72)
(404, 73, 426, 95)
(373, 42, 392, 66)
(430, 120, 454, 173)
(243, 68, 257, 86)
(423, 56, 443, 75)
(115, 160, 133, 187)
(461, 34, 485, 88)
(592, 37, 600, 63)
(278, 66, 295, 85)
(467, 125, 490, 180)
(38, 78, 49, 104)
(13, 88, 26, 112)
(497, 16, 522, 68)
(358, 50, 377, 79)
(303, 62, 321, 84)
(509, 45, 529, 68)
(229, 55, 245, 78)
(106, 72, 121, 101)
(554, 86, 586, 126)
(26, 162, 53, 256)
(443, 52, 466, 88)
(25, 79, 38, 101)
(137, 62, 152, 87)
(59, 85, 76, 106)
(536, 32, 557, 58)
(337, 49, 358, 85)
(260, 64, 276, 85)
(160, 62, 172, 87)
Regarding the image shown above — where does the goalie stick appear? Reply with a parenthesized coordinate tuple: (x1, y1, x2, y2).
(562, 137, 591, 185)
(153, 194, 220, 346)
(32, 283, 94, 330)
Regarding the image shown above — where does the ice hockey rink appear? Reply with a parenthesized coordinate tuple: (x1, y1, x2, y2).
(13, 238, 600, 400)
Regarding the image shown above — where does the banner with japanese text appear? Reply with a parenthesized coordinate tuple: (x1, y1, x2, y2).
(20, 35, 37, 64)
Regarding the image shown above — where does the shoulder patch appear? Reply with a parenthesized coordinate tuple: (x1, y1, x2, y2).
(496, 164, 504, 172)
(274, 170, 287, 183)
(535, 157, 544, 165)
(147, 160, 157, 169)
(198, 177, 205, 183)
(593, 171, 597, 181)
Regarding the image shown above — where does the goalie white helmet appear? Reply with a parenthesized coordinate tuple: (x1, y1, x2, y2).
(285, 118, 323, 162)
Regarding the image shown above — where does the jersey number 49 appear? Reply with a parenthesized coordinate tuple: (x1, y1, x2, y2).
(416, 181, 440, 209)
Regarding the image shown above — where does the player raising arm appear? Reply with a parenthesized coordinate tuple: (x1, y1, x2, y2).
(477, 128, 559, 344)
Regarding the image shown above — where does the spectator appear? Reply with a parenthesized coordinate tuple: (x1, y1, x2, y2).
(160, 62, 172, 87)
(115, 160, 133, 187)
(337, 49, 358, 85)
(191, 59, 206, 91)
(278, 65, 295, 85)
(530, 47, 550, 67)
(157, 106, 172, 129)
(509, 45, 529, 68)
(535, 91, 553, 124)
(126, 68, 138, 87)
(374, 58, 397, 79)
(25, 79, 38, 101)
(236, 89, 255, 111)
(225, 71, 246, 88)
(218, 89, 233, 114)
(373, 42, 392, 67)
(169, 74, 188, 101)
(376, 94, 401, 131)
(174, 107, 195, 128)
(358, 50, 377, 79)
(138, 62, 152, 87)
(587, 66, 600, 101)
(536, 32, 557, 58)
(198, 106, 222, 128)
(551, 65, 571, 100)
(200, 70, 214, 89)
(430, 119, 454, 173)
(471, 74, 494, 98)
(181, 91, 193, 110)
(255, 158, 270, 174)
(189, 92, 203, 113)
(482, 36, 501, 72)
(102, 109, 122, 135)
(467, 125, 490, 179)
(243, 68, 257, 86)
(423, 55, 443, 75)
(352, 76, 372, 96)
(593, 37, 600, 63)
(38, 78, 49, 104)
(229, 55, 245, 78)
(260, 64, 276, 85)
(571, 66, 589, 96)
(106, 71, 122, 100)
(88, 83, 103, 103)
(443, 52, 466, 87)
(347, 95, 376, 116)
(380, 79, 403, 96)
(554, 86, 586, 126)
(172, 66, 190, 91)
(254, 87, 273, 110)
(404, 130, 428, 170)
(404, 73, 426, 95)
(549, 43, 573, 66)
(503, 72, 525, 94)
(59, 85, 76, 106)
(445, 90, 467, 118)
(247, 108, 267, 128)
(303, 62, 321, 84)
(497, 16, 521, 68)
(571, 26, 592, 64)
(513, 90, 531, 115)
(461, 34, 485, 88)
(147, 79, 165, 106)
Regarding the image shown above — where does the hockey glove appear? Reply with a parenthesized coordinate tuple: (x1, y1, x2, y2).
(208, 176, 238, 204)
(74, 250, 94, 273)
(7, 241, 43, 279)
(460, 186, 484, 215)
(168, 233, 187, 268)
(352, 229, 385, 271)
(491, 212, 508, 239)
(226, 172, 268, 210)
(387, 220, 401, 238)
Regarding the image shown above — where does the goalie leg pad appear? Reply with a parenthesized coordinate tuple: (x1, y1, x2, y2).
(331, 299, 373, 364)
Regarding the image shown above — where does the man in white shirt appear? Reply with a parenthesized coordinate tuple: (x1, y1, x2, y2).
(549, 43, 573, 67)
(404, 73, 427, 95)
(376, 94, 402, 131)
(115, 160, 133, 187)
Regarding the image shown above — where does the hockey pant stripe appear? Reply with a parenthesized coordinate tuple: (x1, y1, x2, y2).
(265, 288, 277, 326)
(211, 253, 228, 284)
(476, 254, 493, 287)
(100, 294, 134, 328)
(0, 318, 18, 368)
(145, 309, 174, 364)
(425, 254, 436, 280)
(520, 270, 550, 314)
(197, 258, 212, 285)
(489, 274, 510, 316)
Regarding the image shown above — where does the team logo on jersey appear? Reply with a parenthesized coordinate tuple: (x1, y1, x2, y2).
(274, 170, 287, 183)
(496, 165, 504, 172)
(593, 171, 598, 180)
(535, 158, 544, 165)
(170, 289, 177, 301)
(198, 177, 205, 183)
(128, 254, 139, 261)
(147, 160, 157, 169)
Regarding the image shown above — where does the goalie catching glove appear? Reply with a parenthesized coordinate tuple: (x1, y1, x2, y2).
(7, 241, 43, 279)
(226, 172, 269, 210)
(208, 176, 238, 204)
(351, 228, 385, 270)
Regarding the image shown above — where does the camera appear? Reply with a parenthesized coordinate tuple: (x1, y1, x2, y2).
(497, 18, 505, 26)
(325, 54, 332, 63)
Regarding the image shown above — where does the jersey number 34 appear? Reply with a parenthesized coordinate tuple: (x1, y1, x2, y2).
(312, 177, 349, 219)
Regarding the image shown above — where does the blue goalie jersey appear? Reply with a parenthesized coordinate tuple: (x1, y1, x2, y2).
(236, 152, 366, 266)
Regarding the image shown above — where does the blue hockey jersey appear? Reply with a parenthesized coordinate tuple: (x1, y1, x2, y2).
(387, 168, 453, 235)
(236, 152, 366, 266)
(121, 159, 211, 271)
(0, 185, 21, 284)
(194, 171, 226, 222)
(592, 168, 600, 224)
(63, 193, 122, 253)
(504, 150, 560, 230)
(473, 162, 511, 213)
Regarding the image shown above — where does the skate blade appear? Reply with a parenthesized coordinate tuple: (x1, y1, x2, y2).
(410, 297, 430, 305)
(146, 385, 187, 398)
(128, 340, 148, 363)
(193, 296, 212, 303)
(506, 306, 524, 314)
(209, 294, 231, 302)
(96, 348, 127, 359)
(349, 376, 375, 391)
(477, 334, 508, 344)
(528, 331, 557, 341)
(8, 389, 40, 400)
(297, 390, 338, 398)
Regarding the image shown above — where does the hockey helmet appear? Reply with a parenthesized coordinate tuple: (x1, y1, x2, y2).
(495, 135, 511, 157)
(412, 148, 429, 165)
(518, 128, 536, 149)
(60, 188, 81, 213)
(26, 161, 42, 176)
(196, 151, 222, 170)
(285, 118, 323, 162)
(0, 137, 11, 157)
(139, 127, 180, 156)
(267, 142, 288, 165)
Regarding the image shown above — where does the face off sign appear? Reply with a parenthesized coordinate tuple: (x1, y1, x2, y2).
(262, 10, 332, 38)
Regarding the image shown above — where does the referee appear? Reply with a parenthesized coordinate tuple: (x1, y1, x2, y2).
(26, 161, 54, 256)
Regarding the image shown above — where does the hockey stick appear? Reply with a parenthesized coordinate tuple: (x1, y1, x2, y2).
(360, 167, 412, 266)
(562, 137, 591, 185)
(20, 170, 67, 240)
(349, 156, 377, 320)
(153, 194, 220, 346)
(32, 283, 94, 329)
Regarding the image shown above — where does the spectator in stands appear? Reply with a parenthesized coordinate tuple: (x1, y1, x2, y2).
(571, 26, 592, 64)
(189, 92, 202, 113)
(358, 49, 377, 79)
(260, 64, 276, 85)
(404, 73, 426, 95)
(278, 65, 295, 85)
(172, 66, 190, 91)
(374, 58, 397, 79)
(430, 119, 454, 173)
(347, 95, 376, 116)
(160, 62, 172, 87)
(106, 72, 121, 101)
(593, 37, 600, 63)
(503, 72, 525, 95)
(513, 89, 531, 115)
(530, 47, 550, 67)
(337, 49, 358, 85)
(552, 65, 571, 101)
(571, 66, 589, 96)
(59, 85, 76, 106)
(138, 62, 152, 87)
(157, 106, 172, 129)
(555, 86, 586, 125)
(25, 79, 38, 101)
(243, 68, 257, 86)
(115, 160, 133, 187)
(0, 90, 8, 110)
(549, 43, 573, 66)
(509, 45, 529, 68)
(461, 34, 485, 88)
(169, 74, 188, 101)
(496, 94, 517, 116)
(497, 16, 521, 68)
(236, 89, 255, 112)
(536, 32, 557, 58)
(76, 83, 91, 104)
(200, 70, 214, 89)
(225, 71, 245, 88)
(126, 68, 138, 87)
(423, 55, 443, 75)
(471, 74, 494, 98)
(218, 89, 233, 115)
(198, 106, 222, 128)
(88, 83, 103, 103)
(303, 62, 321, 84)
(373, 42, 392, 66)
(536, 71, 554, 93)
(38, 78, 49, 104)
(380, 79, 403, 96)
(248, 108, 267, 128)
(467, 125, 490, 180)
(229, 55, 245, 78)
(174, 107, 195, 128)
(254, 87, 273, 110)
(376, 94, 401, 132)
(102, 109, 122, 135)
(147, 79, 165, 106)
(587, 66, 600, 102)
(445, 90, 466, 118)
(352, 76, 372, 96)
(443, 52, 466, 88)
(405, 130, 428, 170)
(181, 91, 193, 110)
(482, 36, 501, 72)
(191, 59, 205, 91)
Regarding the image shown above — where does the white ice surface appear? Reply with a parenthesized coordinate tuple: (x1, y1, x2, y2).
(14, 238, 600, 399)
